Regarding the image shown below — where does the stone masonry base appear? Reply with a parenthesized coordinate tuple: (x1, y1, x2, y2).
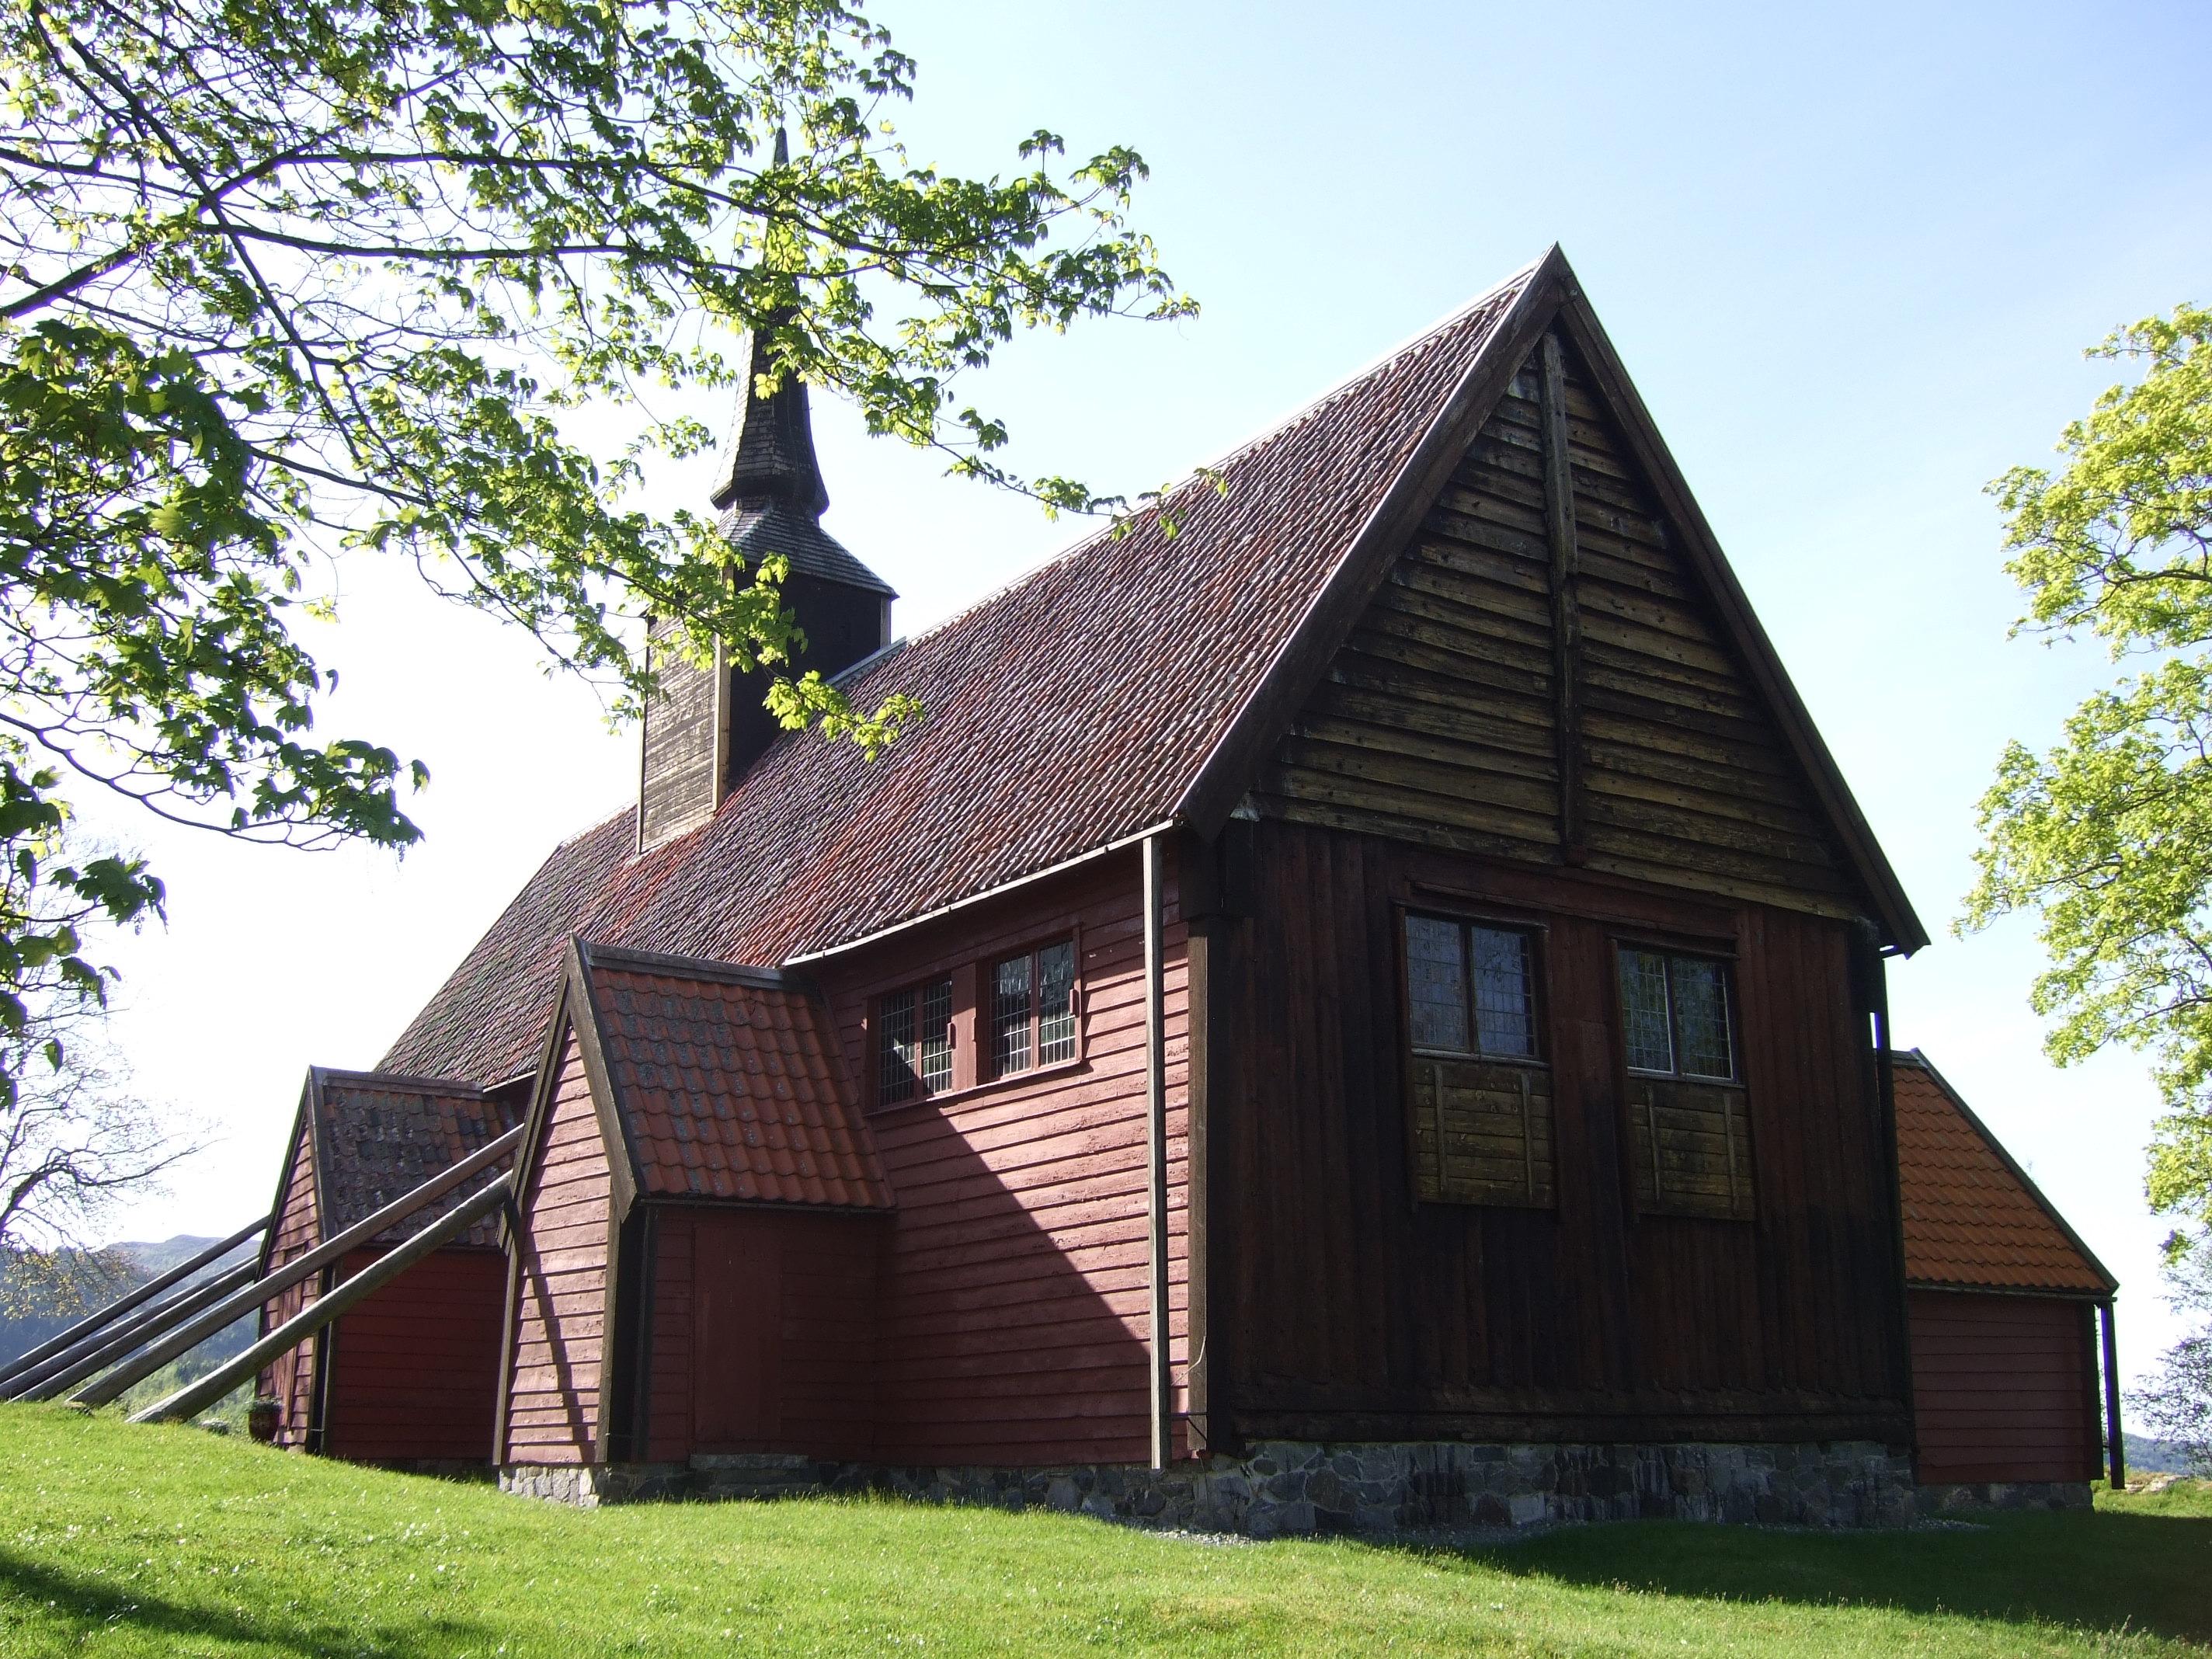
(501, 1439, 1925, 1533)
(1917, 1480, 2094, 1515)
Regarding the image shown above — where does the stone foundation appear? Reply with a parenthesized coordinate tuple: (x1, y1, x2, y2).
(502, 1438, 1919, 1532)
(1916, 1480, 2094, 1515)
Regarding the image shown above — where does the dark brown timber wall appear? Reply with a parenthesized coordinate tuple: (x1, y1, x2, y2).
(1910, 1289, 2102, 1485)
(1206, 819, 1911, 1447)
(1255, 334, 1859, 923)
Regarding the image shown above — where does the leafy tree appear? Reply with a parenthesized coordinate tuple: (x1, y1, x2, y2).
(1963, 304, 2212, 1241)
(0, 0, 1189, 1085)
(2131, 1243, 2212, 1477)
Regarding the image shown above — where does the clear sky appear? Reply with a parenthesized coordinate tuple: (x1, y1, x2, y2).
(70, 0, 2212, 1385)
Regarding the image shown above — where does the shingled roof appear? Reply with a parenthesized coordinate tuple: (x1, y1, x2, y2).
(281, 1070, 520, 1249)
(384, 247, 1924, 1087)
(1893, 1050, 2116, 1297)
(535, 940, 890, 1210)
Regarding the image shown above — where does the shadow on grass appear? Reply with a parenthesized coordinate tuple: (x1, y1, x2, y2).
(0, 1546, 499, 1659)
(1411, 1508, 2212, 1647)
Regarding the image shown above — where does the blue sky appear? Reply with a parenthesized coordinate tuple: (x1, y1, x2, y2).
(77, 1, 2212, 1382)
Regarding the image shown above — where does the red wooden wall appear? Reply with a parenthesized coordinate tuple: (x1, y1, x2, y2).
(816, 854, 1190, 1468)
(502, 1028, 611, 1466)
(259, 1118, 322, 1449)
(639, 1207, 882, 1462)
(1910, 1289, 2102, 1484)
(1207, 819, 1912, 1446)
(320, 1244, 507, 1464)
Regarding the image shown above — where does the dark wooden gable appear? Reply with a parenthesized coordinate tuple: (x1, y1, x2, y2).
(1255, 326, 1863, 925)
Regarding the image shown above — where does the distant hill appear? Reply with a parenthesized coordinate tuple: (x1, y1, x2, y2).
(2, 1235, 259, 1375)
(2128, 1433, 2205, 1477)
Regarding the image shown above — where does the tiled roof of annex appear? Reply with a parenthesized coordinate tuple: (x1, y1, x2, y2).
(573, 943, 890, 1209)
(307, 1070, 519, 1248)
(382, 267, 1538, 1087)
(1893, 1050, 2115, 1297)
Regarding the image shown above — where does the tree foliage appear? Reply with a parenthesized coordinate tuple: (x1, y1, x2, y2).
(0, 0, 1189, 1082)
(2132, 1243, 2212, 1477)
(1963, 304, 2212, 1236)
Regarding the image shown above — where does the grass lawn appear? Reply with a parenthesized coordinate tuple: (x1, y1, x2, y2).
(2, 1404, 2208, 1657)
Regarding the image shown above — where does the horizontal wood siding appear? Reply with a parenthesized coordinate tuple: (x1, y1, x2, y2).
(1216, 819, 1910, 1445)
(323, 1244, 507, 1465)
(1255, 342, 1858, 924)
(1910, 1289, 2101, 1484)
(820, 854, 1188, 1466)
(503, 1028, 610, 1466)
(258, 1118, 322, 1449)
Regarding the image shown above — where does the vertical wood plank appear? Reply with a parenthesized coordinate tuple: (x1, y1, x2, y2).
(1540, 332, 1586, 861)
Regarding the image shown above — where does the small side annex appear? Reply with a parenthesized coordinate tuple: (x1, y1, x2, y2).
(498, 941, 892, 1498)
(1893, 1050, 2120, 1507)
(258, 1069, 520, 1466)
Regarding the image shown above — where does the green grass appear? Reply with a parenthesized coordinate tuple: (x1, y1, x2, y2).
(2, 1405, 2208, 1657)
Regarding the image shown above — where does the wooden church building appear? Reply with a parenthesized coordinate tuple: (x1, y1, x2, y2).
(267, 247, 2116, 1527)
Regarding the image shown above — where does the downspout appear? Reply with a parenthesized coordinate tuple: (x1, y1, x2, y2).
(1143, 831, 1172, 1471)
(2100, 1300, 2125, 1489)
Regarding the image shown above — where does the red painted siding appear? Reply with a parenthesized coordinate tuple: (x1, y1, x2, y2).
(258, 1116, 322, 1449)
(641, 1207, 881, 1462)
(819, 854, 1190, 1467)
(322, 1244, 507, 1465)
(503, 1028, 611, 1465)
(1911, 1289, 2101, 1484)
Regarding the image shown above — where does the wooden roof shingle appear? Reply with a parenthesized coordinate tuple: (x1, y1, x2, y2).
(382, 248, 1925, 1089)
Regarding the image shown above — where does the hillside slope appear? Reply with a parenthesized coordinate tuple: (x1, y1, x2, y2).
(3, 1407, 2210, 1657)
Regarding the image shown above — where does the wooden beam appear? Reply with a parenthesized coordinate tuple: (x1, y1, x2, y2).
(67, 1124, 522, 1409)
(0, 1214, 269, 1393)
(1538, 330, 1586, 862)
(6, 1261, 259, 1402)
(130, 1175, 513, 1426)
(1143, 832, 1171, 1472)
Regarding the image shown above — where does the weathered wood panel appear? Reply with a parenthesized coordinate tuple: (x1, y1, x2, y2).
(638, 617, 720, 851)
(257, 1115, 322, 1449)
(322, 1244, 507, 1465)
(817, 852, 1189, 1466)
(1213, 818, 1911, 1446)
(1910, 1289, 2102, 1484)
(1255, 338, 1859, 924)
(502, 1028, 610, 1465)
(1410, 1057, 1556, 1209)
(1627, 1076, 1755, 1221)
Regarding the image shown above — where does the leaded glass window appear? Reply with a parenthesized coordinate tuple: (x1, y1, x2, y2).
(993, 955, 1034, 1075)
(992, 939, 1079, 1077)
(1616, 948, 1736, 1080)
(1038, 941, 1077, 1064)
(1404, 915, 1538, 1059)
(878, 976, 952, 1104)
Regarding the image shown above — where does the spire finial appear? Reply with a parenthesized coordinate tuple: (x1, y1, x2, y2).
(710, 126, 824, 516)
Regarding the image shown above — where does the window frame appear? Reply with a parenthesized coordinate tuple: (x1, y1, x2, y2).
(872, 972, 956, 1109)
(986, 934, 1084, 1083)
(1397, 906, 1549, 1068)
(1612, 941, 1741, 1084)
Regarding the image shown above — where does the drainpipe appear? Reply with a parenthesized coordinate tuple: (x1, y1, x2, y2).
(1143, 831, 1171, 1472)
(2100, 1301, 2125, 1489)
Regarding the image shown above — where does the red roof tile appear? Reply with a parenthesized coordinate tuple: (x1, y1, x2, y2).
(575, 942, 891, 1209)
(308, 1070, 520, 1247)
(1893, 1051, 2114, 1296)
(381, 272, 1536, 1085)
